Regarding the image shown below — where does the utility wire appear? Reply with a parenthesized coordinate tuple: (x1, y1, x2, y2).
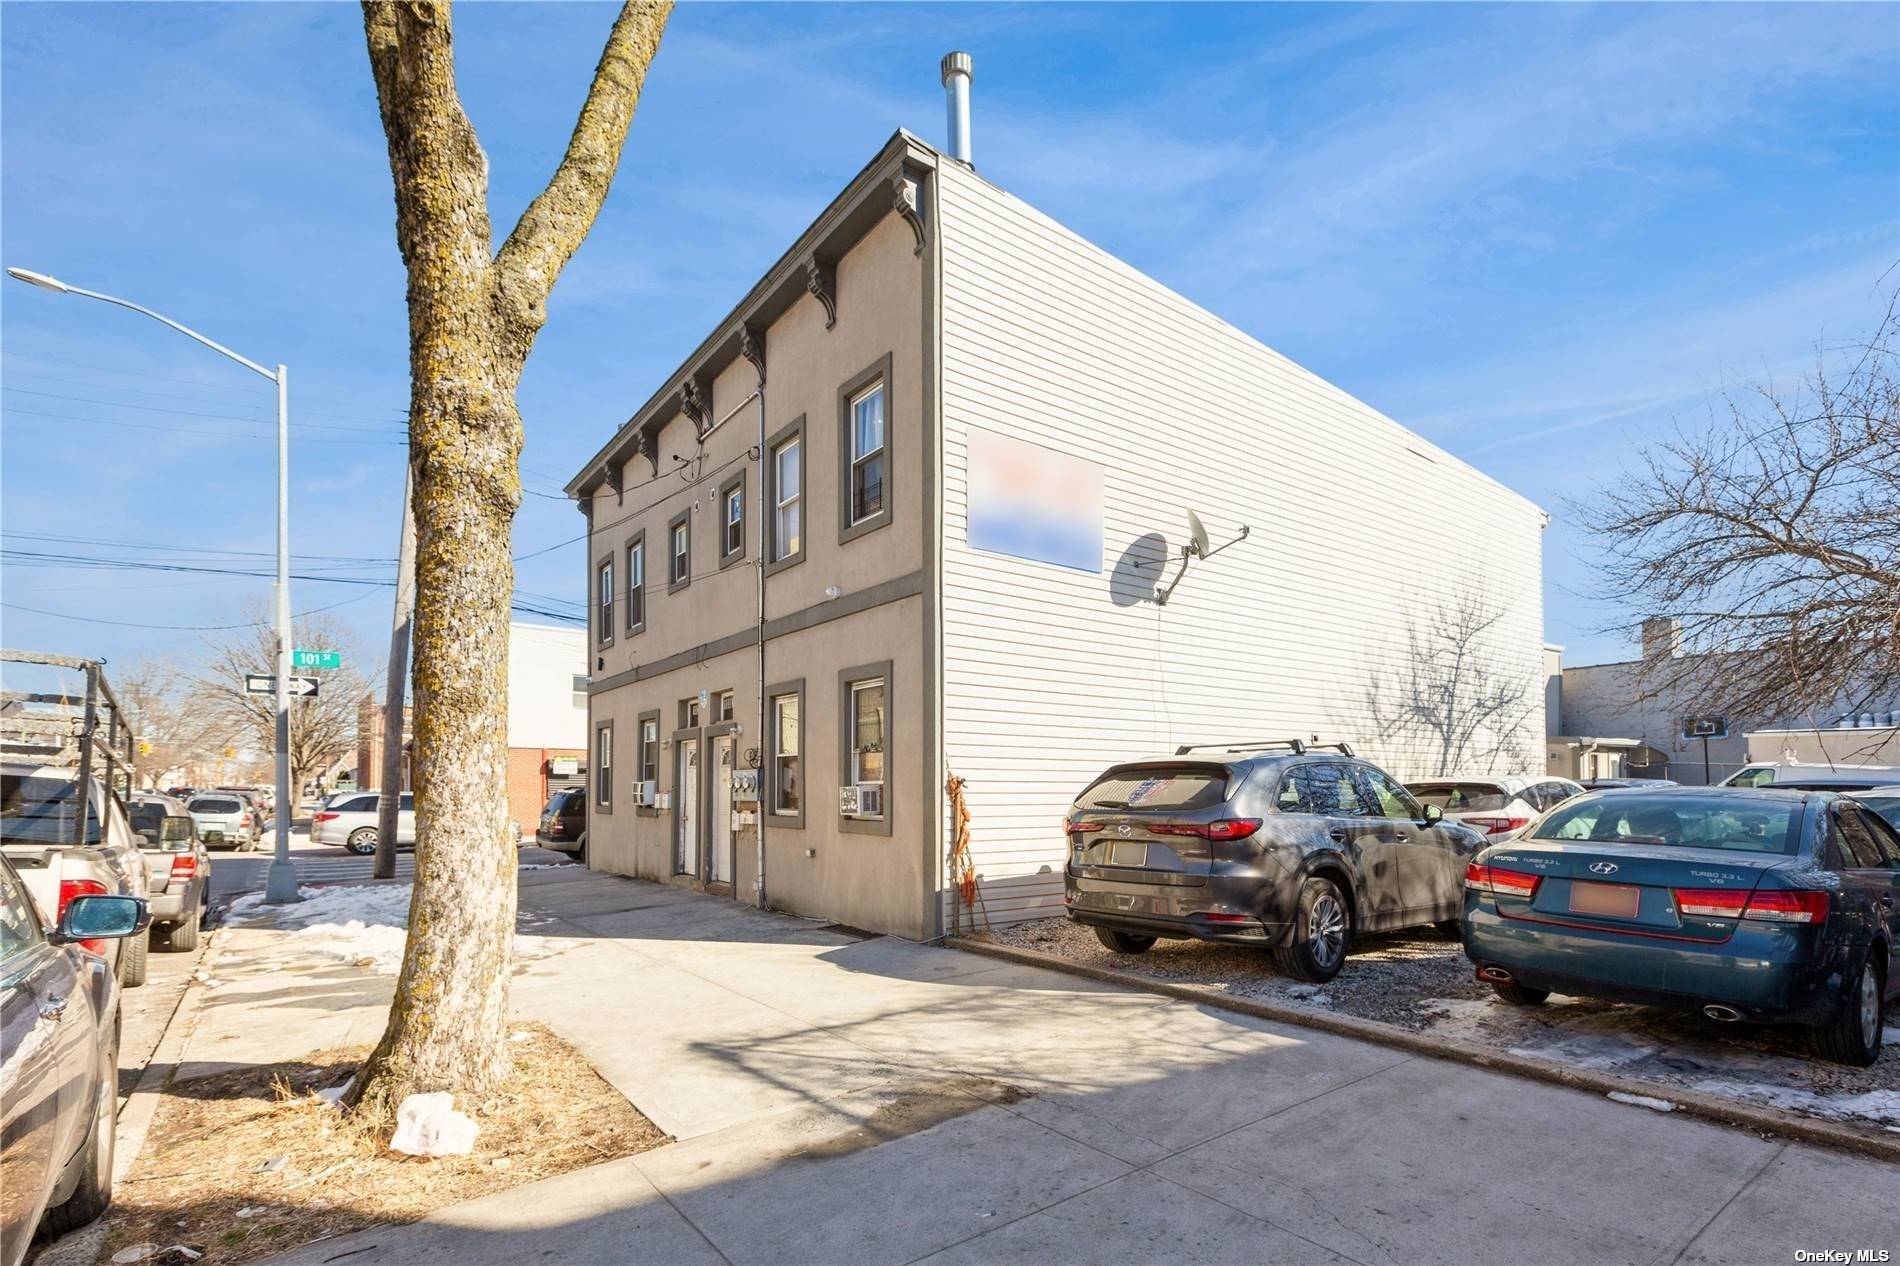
(1, 385, 407, 434)
(2, 406, 406, 446)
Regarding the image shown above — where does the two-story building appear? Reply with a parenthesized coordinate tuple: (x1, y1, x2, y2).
(567, 114, 1546, 941)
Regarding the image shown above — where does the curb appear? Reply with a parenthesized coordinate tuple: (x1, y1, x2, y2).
(113, 930, 226, 1186)
(947, 935, 1900, 1164)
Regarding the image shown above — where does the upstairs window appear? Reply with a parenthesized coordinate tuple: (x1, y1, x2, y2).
(668, 513, 691, 591)
(596, 559, 614, 647)
(724, 484, 744, 558)
(774, 437, 802, 561)
(848, 380, 886, 526)
(626, 535, 646, 632)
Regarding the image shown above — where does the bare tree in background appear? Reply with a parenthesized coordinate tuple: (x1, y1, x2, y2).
(352, 0, 671, 1120)
(192, 609, 374, 802)
(115, 659, 221, 788)
(1363, 588, 1539, 776)
(1580, 292, 1899, 724)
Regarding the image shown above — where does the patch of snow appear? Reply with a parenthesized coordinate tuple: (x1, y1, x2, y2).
(1607, 1091, 1677, 1112)
(224, 882, 556, 975)
(314, 1078, 353, 1106)
(389, 1091, 479, 1157)
(1692, 1079, 1900, 1127)
(1508, 1031, 1660, 1072)
(234, 1206, 266, 1219)
(112, 1246, 159, 1264)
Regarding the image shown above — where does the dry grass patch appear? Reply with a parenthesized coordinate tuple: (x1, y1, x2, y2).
(96, 1022, 667, 1266)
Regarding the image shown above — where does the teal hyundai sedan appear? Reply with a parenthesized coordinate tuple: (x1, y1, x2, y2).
(1462, 787, 1898, 1065)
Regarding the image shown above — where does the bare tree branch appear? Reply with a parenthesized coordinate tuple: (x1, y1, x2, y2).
(1576, 291, 1900, 721)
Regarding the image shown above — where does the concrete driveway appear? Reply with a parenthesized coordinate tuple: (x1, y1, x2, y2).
(273, 869, 1900, 1266)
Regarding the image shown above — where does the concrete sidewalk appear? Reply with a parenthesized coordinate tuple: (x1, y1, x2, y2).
(252, 868, 1898, 1266)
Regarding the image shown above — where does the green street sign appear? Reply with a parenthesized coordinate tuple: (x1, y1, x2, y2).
(292, 649, 342, 671)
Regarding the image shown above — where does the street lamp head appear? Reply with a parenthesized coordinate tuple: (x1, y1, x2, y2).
(6, 267, 72, 293)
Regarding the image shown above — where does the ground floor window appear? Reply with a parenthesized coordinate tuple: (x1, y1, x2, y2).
(839, 662, 891, 835)
(772, 691, 801, 817)
(594, 723, 613, 812)
(639, 715, 659, 794)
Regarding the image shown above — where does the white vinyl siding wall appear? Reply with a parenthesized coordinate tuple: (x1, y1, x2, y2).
(936, 161, 1546, 928)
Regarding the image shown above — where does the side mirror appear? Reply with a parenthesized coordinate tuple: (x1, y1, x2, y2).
(53, 895, 150, 943)
(1420, 804, 1444, 826)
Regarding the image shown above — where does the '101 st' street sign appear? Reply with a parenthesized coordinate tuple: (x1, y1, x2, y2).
(292, 649, 343, 670)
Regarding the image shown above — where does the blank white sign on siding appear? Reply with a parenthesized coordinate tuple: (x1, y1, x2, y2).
(965, 428, 1104, 573)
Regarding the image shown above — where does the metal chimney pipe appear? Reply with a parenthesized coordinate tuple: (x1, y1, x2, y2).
(941, 51, 973, 165)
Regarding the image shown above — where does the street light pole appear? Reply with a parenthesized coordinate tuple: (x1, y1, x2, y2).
(7, 266, 303, 904)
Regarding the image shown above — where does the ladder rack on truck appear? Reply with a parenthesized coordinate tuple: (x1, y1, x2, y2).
(1, 648, 139, 844)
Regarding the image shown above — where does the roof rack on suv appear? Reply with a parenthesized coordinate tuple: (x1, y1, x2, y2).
(1173, 740, 1356, 758)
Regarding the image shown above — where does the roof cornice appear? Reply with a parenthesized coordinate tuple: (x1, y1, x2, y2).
(565, 129, 940, 499)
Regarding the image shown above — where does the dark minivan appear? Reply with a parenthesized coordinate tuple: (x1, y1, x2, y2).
(1063, 741, 1487, 982)
(1463, 787, 1898, 1064)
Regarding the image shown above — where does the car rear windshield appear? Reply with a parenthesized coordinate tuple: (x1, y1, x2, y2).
(1, 773, 102, 844)
(1076, 764, 1229, 811)
(1528, 793, 1803, 856)
(1410, 782, 1508, 812)
(191, 797, 243, 813)
(341, 796, 377, 812)
(1857, 794, 1900, 833)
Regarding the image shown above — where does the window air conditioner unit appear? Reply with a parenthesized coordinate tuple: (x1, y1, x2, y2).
(631, 779, 658, 807)
(841, 782, 884, 818)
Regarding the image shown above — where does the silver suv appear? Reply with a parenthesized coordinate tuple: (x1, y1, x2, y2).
(1064, 740, 1487, 982)
(311, 792, 415, 855)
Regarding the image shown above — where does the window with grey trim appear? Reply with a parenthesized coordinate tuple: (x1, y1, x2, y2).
(768, 686, 802, 821)
(838, 660, 891, 836)
(849, 679, 886, 789)
(838, 355, 893, 542)
(848, 380, 886, 525)
(594, 723, 613, 812)
(668, 512, 691, 591)
(639, 715, 659, 791)
(596, 558, 614, 647)
(719, 471, 746, 564)
(625, 533, 646, 633)
(715, 690, 734, 722)
(771, 431, 802, 563)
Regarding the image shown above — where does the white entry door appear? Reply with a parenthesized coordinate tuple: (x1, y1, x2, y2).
(710, 735, 735, 883)
(675, 738, 699, 875)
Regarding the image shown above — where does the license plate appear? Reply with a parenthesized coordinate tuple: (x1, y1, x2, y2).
(1107, 840, 1148, 867)
(1569, 880, 1640, 919)
(203, 830, 223, 842)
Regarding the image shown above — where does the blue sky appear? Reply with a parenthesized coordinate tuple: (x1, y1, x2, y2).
(3, 2, 1896, 680)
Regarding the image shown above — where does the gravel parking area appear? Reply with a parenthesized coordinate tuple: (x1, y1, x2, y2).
(995, 916, 1900, 1134)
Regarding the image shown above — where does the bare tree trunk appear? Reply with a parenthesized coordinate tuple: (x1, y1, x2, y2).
(376, 469, 417, 880)
(351, 0, 669, 1121)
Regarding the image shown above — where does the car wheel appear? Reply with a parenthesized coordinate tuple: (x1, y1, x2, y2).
(345, 827, 379, 855)
(1274, 876, 1351, 983)
(166, 908, 200, 952)
(1489, 980, 1550, 1006)
(1093, 927, 1157, 954)
(122, 925, 149, 987)
(43, 1023, 117, 1233)
(1813, 957, 1883, 1067)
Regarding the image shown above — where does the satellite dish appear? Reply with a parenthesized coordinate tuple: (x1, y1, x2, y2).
(1186, 510, 1211, 559)
(1155, 510, 1251, 606)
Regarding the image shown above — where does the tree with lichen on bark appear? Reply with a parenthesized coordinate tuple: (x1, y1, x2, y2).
(348, 0, 672, 1123)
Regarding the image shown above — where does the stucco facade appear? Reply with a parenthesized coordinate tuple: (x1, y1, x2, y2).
(569, 131, 1546, 938)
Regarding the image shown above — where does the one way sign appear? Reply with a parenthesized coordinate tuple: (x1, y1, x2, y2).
(244, 674, 322, 698)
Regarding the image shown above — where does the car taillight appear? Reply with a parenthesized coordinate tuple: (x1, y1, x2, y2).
(171, 854, 198, 880)
(1463, 815, 1532, 836)
(56, 878, 109, 954)
(314, 812, 339, 823)
(1152, 818, 1263, 842)
(1463, 861, 1541, 899)
(1671, 888, 1827, 924)
(547, 820, 565, 838)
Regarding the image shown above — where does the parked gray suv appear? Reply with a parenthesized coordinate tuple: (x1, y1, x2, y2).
(1064, 741, 1488, 982)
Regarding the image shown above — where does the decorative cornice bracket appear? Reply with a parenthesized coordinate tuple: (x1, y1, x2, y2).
(893, 174, 927, 256)
(739, 322, 767, 385)
(804, 255, 838, 330)
(679, 376, 712, 440)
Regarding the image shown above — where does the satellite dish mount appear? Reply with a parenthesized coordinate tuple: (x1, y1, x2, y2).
(1156, 510, 1249, 606)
